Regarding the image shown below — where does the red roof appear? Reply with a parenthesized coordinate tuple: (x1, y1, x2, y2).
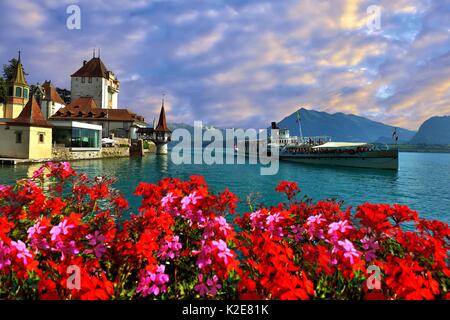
(154, 103, 171, 132)
(42, 81, 65, 105)
(71, 57, 109, 78)
(8, 96, 52, 127)
(50, 97, 146, 123)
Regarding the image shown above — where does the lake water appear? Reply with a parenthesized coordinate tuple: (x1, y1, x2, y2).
(0, 152, 449, 224)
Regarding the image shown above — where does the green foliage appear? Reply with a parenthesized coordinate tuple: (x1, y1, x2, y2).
(0, 77, 6, 103)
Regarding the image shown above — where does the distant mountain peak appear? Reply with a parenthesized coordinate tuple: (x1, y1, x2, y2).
(276, 108, 416, 143)
(410, 115, 450, 145)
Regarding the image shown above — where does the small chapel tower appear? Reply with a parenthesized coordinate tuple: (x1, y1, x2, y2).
(149, 98, 171, 154)
(3, 51, 30, 118)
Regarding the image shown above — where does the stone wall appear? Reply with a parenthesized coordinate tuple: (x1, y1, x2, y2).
(112, 137, 131, 146)
(52, 146, 129, 161)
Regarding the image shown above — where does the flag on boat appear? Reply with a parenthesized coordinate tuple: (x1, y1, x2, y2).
(392, 128, 399, 143)
(296, 109, 304, 139)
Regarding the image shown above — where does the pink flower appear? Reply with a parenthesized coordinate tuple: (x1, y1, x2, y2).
(50, 219, 75, 241)
(361, 237, 380, 262)
(60, 162, 71, 172)
(32, 166, 45, 179)
(181, 191, 202, 210)
(27, 220, 47, 239)
(206, 275, 222, 296)
(211, 239, 233, 265)
(0, 241, 11, 270)
(214, 216, 232, 236)
(250, 210, 262, 221)
(161, 192, 178, 208)
(337, 239, 360, 265)
(85, 231, 107, 258)
(137, 265, 170, 297)
(53, 240, 79, 261)
(328, 220, 353, 235)
(194, 274, 209, 296)
(157, 235, 182, 260)
(306, 214, 325, 226)
(266, 212, 283, 226)
(193, 241, 213, 269)
(11, 240, 32, 265)
(194, 274, 222, 297)
(250, 210, 264, 231)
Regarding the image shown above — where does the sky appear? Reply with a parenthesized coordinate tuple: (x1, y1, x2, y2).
(0, 0, 449, 130)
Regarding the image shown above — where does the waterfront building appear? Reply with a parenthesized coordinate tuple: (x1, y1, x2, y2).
(49, 96, 147, 139)
(34, 80, 66, 118)
(0, 52, 29, 119)
(51, 120, 102, 150)
(137, 99, 171, 154)
(70, 52, 120, 109)
(0, 95, 52, 159)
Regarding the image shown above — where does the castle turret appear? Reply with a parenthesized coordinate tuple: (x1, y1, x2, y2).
(70, 50, 120, 109)
(149, 99, 171, 154)
(4, 51, 29, 118)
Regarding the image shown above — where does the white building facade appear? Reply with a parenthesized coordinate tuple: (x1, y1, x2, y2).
(70, 56, 120, 109)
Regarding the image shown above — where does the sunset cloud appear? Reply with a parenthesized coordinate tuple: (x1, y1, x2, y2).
(0, 0, 449, 130)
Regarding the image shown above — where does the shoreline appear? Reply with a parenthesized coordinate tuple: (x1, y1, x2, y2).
(0, 148, 155, 166)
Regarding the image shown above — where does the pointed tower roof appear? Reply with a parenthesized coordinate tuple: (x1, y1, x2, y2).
(71, 57, 109, 78)
(154, 99, 171, 132)
(42, 81, 66, 105)
(10, 51, 28, 86)
(8, 95, 52, 127)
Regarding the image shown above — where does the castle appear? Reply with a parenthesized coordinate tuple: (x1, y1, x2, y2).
(0, 51, 170, 160)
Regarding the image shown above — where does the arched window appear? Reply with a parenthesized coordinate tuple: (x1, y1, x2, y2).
(15, 87, 22, 97)
(23, 88, 29, 99)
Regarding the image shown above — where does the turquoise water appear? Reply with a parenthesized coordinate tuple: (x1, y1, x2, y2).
(0, 152, 449, 224)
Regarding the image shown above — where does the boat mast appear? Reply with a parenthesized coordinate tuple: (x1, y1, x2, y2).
(296, 108, 304, 143)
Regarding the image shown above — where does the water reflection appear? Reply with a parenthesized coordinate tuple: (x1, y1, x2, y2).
(0, 153, 449, 224)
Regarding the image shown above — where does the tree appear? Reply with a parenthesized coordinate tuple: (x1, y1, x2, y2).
(0, 58, 28, 103)
(0, 78, 6, 103)
(3, 58, 25, 80)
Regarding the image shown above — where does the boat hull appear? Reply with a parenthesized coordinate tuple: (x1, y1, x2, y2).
(280, 149, 399, 170)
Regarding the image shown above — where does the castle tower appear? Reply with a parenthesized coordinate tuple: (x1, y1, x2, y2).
(4, 51, 29, 118)
(149, 99, 171, 154)
(70, 50, 120, 109)
(39, 81, 66, 118)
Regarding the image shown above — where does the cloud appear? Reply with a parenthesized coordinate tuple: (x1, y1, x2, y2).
(0, 0, 449, 131)
(175, 24, 228, 57)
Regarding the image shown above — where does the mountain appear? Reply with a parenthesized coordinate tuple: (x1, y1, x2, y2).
(167, 122, 228, 147)
(410, 116, 450, 145)
(276, 108, 416, 143)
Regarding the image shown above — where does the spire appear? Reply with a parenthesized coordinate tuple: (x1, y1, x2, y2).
(11, 51, 27, 86)
(154, 98, 171, 132)
(93, 48, 95, 58)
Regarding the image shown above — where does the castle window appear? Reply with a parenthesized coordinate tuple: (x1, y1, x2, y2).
(38, 133, 45, 143)
(81, 77, 85, 83)
(15, 87, 22, 98)
(23, 88, 29, 99)
(15, 131, 22, 144)
(88, 77, 92, 83)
